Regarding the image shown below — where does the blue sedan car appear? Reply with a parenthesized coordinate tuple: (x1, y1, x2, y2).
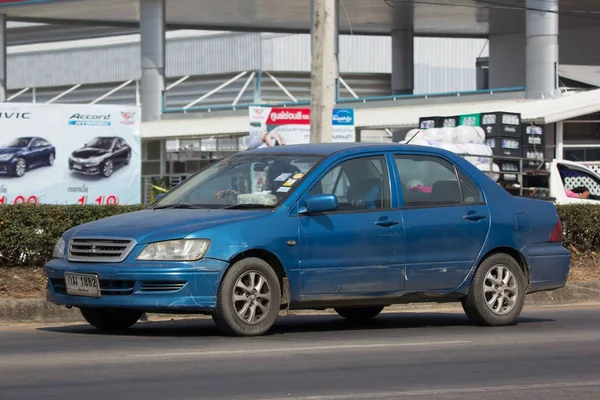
(0, 136, 56, 177)
(44, 143, 570, 336)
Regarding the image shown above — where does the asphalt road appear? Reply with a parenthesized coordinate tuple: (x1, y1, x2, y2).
(1, 305, 600, 400)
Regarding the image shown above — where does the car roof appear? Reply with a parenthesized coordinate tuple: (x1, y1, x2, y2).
(246, 142, 452, 157)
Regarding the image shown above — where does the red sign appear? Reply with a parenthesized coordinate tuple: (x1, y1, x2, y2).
(266, 108, 311, 125)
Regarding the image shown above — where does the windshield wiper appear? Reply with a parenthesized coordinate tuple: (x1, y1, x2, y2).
(153, 203, 200, 210)
(221, 204, 275, 210)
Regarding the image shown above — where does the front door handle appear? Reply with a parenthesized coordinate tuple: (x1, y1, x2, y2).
(375, 217, 399, 227)
(463, 213, 486, 221)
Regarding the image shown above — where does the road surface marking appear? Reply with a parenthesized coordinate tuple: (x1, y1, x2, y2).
(135, 340, 471, 358)
(258, 380, 600, 399)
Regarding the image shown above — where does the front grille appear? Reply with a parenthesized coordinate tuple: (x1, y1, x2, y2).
(68, 237, 136, 263)
(139, 281, 187, 293)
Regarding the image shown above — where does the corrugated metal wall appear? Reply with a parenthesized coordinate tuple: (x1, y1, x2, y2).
(414, 37, 489, 94)
(261, 33, 391, 74)
(7, 32, 263, 89)
(6, 32, 486, 94)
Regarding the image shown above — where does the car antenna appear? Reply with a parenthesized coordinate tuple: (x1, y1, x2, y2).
(404, 130, 421, 144)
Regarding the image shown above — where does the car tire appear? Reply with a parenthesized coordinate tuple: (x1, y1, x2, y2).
(102, 160, 114, 178)
(47, 153, 55, 166)
(13, 158, 26, 177)
(461, 253, 526, 326)
(334, 306, 384, 322)
(80, 307, 143, 331)
(125, 152, 131, 165)
(212, 257, 281, 336)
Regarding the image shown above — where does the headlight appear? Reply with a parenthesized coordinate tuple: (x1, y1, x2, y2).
(52, 237, 67, 259)
(0, 153, 14, 161)
(136, 239, 210, 261)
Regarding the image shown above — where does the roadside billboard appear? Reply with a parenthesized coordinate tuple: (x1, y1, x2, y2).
(0, 103, 141, 205)
(246, 106, 355, 150)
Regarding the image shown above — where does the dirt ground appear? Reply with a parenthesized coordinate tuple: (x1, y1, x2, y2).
(1, 255, 599, 299)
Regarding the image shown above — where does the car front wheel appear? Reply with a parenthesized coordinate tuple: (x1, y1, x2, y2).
(14, 158, 26, 177)
(462, 253, 526, 326)
(102, 160, 114, 178)
(80, 307, 143, 331)
(212, 258, 281, 336)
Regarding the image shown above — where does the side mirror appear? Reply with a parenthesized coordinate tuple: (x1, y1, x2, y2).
(298, 194, 338, 215)
(155, 193, 165, 201)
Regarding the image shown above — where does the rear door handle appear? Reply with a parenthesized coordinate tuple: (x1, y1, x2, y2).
(375, 217, 399, 227)
(463, 213, 486, 221)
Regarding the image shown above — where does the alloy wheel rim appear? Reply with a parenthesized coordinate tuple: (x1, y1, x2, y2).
(16, 159, 26, 176)
(232, 270, 272, 325)
(483, 264, 518, 316)
(104, 161, 113, 176)
(49, 154, 55, 165)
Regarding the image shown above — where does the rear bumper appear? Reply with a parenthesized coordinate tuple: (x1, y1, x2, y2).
(521, 243, 571, 293)
(43, 258, 229, 312)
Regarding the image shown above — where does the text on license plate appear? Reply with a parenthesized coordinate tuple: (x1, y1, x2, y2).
(73, 164, 82, 170)
(64, 273, 101, 297)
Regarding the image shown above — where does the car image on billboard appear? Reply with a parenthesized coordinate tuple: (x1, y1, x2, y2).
(0, 136, 56, 178)
(69, 136, 132, 178)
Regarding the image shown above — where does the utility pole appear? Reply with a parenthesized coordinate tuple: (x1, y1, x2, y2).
(309, 0, 337, 143)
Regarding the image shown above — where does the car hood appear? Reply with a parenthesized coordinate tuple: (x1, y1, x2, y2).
(0, 146, 24, 155)
(67, 208, 270, 244)
(71, 148, 109, 158)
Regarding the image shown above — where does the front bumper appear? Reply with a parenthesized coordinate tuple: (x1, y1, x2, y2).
(69, 161, 101, 176)
(43, 257, 230, 313)
(0, 160, 16, 174)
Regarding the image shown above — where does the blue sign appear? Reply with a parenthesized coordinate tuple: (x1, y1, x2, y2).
(332, 108, 354, 126)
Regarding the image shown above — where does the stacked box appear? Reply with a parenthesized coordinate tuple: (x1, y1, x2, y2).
(485, 137, 522, 158)
(522, 124, 546, 171)
(479, 111, 522, 138)
(418, 116, 460, 129)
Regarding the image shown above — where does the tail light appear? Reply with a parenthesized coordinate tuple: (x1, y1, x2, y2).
(549, 219, 563, 243)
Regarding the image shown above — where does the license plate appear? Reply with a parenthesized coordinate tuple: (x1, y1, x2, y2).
(64, 273, 101, 297)
(73, 164, 82, 170)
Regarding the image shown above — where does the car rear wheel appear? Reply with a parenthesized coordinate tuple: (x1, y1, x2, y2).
(212, 257, 281, 336)
(102, 160, 114, 178)
(14, 158, 26, 177)
(80, 307, 143, 331)
(47, 153, 55, 166)
(125, 152, 131, 165)
(335, 306, 384, 322)
(462, 253, 526, 326)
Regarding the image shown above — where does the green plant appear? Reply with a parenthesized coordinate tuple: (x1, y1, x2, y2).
(0, 204, 145, 268)
(557, 204, 600, 253)
(1, 203, 600, 269)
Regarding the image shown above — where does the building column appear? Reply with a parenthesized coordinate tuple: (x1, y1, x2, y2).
(391, 3, 414, 95)
(140, 0, 166, 122)
(0, 14, 7, 102)
(555, 121, 564, 160)
(526, 0, 558, 99)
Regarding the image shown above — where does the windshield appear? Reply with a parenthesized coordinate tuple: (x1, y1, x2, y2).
(153, 153, 323, 209)
(4, 138, 31, 147)
(87, 137, 114, 150)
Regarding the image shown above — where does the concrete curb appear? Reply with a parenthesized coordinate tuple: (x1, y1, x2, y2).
(1, 282, 599, 325)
